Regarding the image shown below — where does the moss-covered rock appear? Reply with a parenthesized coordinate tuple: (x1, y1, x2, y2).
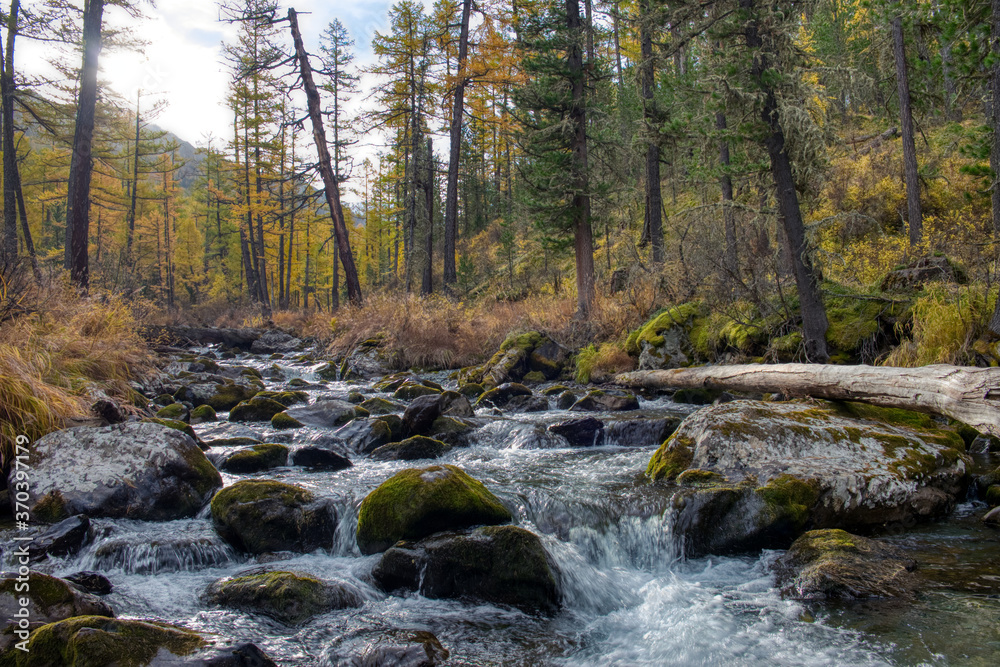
(556, 391, 577, 410)
(986, 484, 1000, 507)
(205, 570, 362, 625)
(463, 331, 569, 389)
(228, 397, 287, 422)
(253, 390, 309, 407)
(356, 465, 512, 554)
(774, 529, 918, 600)
(220, 444, 289, 474)
(647, 400, 968, 554)
(347, 391, 366, 404)
(373, 373, 412, 392)
(625, 303, 699, 370)
(360, 397, 404, 415)
(522, 370, 546, 383)
(205, 382, 259, 411)
(189, 404, 217, 424)
(542, 385, 571, 396)
(570, 389, 640, 412)
(458, 382, 485, 399)
(393, 382, 442, 400)
(144, 417, 200, 443)
(271, 411, 304, 430)
(12, 422, 220, 523)
(7, 616, 208, 666)
(475, 382, 533, 409)
(156, 402, 189, 420)
(315, 361, 340, 381)
(0, 574, 113, 652)
(211, 480, 336, 554)
(372, 525, 560, 614)
(370, 436, 451, 461)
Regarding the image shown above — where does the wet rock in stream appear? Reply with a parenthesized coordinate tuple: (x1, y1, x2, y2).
(0, 572, 113, 651)
(205, 569, 363, 624)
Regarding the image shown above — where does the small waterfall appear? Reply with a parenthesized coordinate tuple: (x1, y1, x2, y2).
(76, 520, 240, 574)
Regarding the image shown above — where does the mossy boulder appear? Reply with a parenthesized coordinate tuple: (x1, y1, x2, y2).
(271, 411, 304, 429)
(205, 569, 362, 625)
(9, 422, 221, 523)
(6, 616, 208, 666)
(542, 385, 571, 396)
(289, 447, 352, 470)
(356, 465, 512, 554)
(556, 391, 578, 410)
(253, 390, 309, 407)
(360, 397, 404, 415)
(372, 525, 560, 614)
(220, 444, 289, 474)
(570, 389, 640, 412)
(604, 417, 680, 448)
(189, 403, 217, 424)
(156, 402, 189, 421)
(625, 303, 699, 370)
(334, 418, 394, 455)
(205, 382, 259, 411)
(475, 382, 533, 409)
(393, 382, 442, 400)
(647, 400, 968, 555)
(774, 529, 918, 600)
(316, 361, 340, 381)
(0, 574, 113, 652)
(370, 436, 451, 461)
(228, 397, 287, 422)
(463, 331, 569, 389)
(458, 382, 485, 399)
(144, 417, 200, 443)
(283, 399, 364, 428)
(211, 480, 336, 554)
(522, 370, 547, 384)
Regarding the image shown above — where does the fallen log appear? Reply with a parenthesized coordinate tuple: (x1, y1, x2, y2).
(615, 363, 1000, 436)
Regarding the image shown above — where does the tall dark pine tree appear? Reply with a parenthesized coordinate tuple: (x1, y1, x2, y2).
(0, 0, 20, 265)
(567, 0, 595, 316)
(639, 0, 663, 263)
(892, 14, 922, 247)
(443, 0, 472, 286)
(65, 0, 104, 289)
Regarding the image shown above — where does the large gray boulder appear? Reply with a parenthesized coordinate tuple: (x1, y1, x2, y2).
(647, 400, 968, 555)
(10, 422, 222, 523)
(205, 569, 362, 624)
(250, 329, 303, 353)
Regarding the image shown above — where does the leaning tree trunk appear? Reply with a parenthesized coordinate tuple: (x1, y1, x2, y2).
(892, 15, 922, 248)
(64, 0, 104, 290)
(287, 8, 362, 305)
(615, 363, 1000, 436)
(443, 0, 472, 287)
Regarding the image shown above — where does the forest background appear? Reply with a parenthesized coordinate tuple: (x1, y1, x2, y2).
(4, 0, 1000, 449)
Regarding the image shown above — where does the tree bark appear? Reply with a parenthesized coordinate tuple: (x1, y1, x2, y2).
(640, 0, 663, 263)
(288, 8, 362, 305)
(744, 0, 828, 362)
(567, 0, 595, 317)
(615, 363, 1000, 437)
(64, 0, 104, 289)
(990, 0, 1000, 239)
(892, 15, 922, 247)
(422, 136, 434, 295)
(125, 91, 141, 264)
(443, 0, 471, 287)
(1, 0, 20, 265)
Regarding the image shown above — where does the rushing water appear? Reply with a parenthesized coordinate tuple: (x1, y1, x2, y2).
(10, 351, 1000, 665)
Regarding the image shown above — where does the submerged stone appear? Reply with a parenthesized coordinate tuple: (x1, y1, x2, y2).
(289, 446, 352, 470)
(775, 529, 918, 600)
(356, 464, 512, 554)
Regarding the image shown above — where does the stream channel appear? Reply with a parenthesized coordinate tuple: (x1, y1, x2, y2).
(8, 348, 1000, 665)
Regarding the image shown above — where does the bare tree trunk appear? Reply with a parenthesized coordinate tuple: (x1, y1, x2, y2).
(422, 136, 434, 295)
(443, 0, 471, 287)
(988, 0, 1000, 337)
(125, 91, 140, 264)
(288, 8, 363, 304)
(744, 0, 828, 362)
(616, 363, 1000, 437)
(718, 109, 738, 280)
(892, 15, 922, 247)
(1, 1, 20, 265)
(640, 0, 662, 263)
(65, 0, 104, 289)
(567, 0, 595, 317)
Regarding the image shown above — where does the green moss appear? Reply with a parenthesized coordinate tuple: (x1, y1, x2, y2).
(430, 416, 472, 437)
(271, 412, 304, 429)
(985, 485, 1000, 507)
(522, 370, 546, 383)
(542, 385, 570, 396)
(254, 390, 309, 407)
(221, 444, 289, 473)
(177, 443, 223, 500)
(316, 361, 340, 381)
(360, 397, 403, 415)
(370, 435, 451, 461)
(211, 479, 313, 519)
(288, 377, 309, 387)
(757, 474, 820, 528)
(206, 570, 354, 625)
(675, 469, 726, 486)
(0, 572, 75, 614)
(14, 616, 205, 667)
(228, 398, 287, 422)
(356, 464, 512, 554)
(375, 415, 405, 441)
(646, 435, 695, 482)
(156, 403, 187, 420)
(347, 391, 366, 404)
(499, 331, 544, 354)
(240, 367, 263, 380)
(32, 491, 69, 523)
(145, 418, 199, 442)
(832, 401, 939, 431)
(393, 383, 442, 400)
(205, 383, 258, 411)
(189, 404, 217, 422)
(458, 382, 485, 398)
(625, 303, 699, 356)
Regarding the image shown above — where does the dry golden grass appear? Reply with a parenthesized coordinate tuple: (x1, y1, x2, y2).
(0, 285, 154, 467)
